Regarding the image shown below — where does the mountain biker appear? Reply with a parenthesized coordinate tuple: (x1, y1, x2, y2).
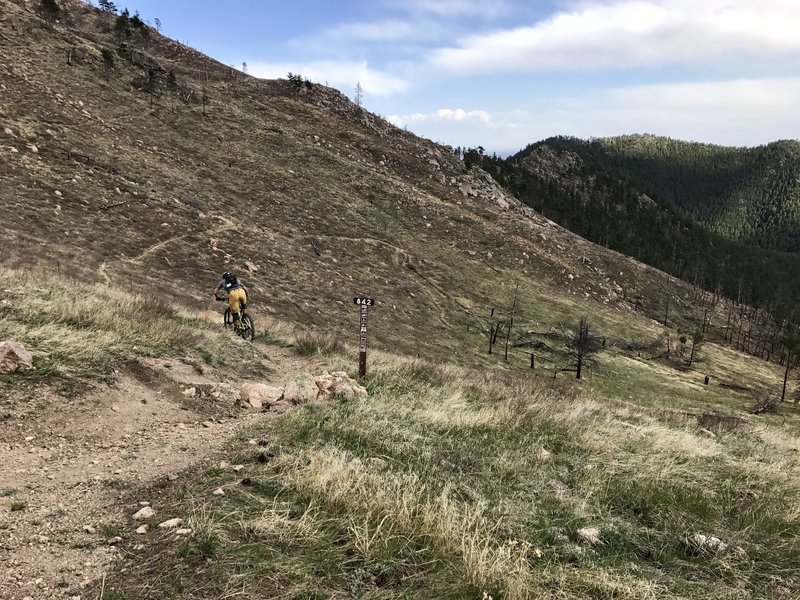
(212, 271, 249, 329)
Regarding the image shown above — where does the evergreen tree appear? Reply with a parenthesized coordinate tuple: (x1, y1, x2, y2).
(39, 0, 60, 25)
(97, 0, 116, 13)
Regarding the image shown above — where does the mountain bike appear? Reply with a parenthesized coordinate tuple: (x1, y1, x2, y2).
(216, 296, 255, 341)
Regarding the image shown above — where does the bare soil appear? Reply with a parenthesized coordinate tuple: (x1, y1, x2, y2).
(0, 346, 321, 600)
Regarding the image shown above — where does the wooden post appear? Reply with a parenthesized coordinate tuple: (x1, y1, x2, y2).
(504, 283, 519, 361)
(353, 297, 375, 378)
(530, 353, 535, 369)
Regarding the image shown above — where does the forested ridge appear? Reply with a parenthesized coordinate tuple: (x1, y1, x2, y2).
(469, 135, 800, 309)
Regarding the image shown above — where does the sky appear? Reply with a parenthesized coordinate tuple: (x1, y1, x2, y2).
(108, 0, 800, 155)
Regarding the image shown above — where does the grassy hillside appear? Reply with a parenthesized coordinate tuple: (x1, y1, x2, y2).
(3, 4, 800, 598)
(97, 356, 800, 600)
(0, 0, 742, 369)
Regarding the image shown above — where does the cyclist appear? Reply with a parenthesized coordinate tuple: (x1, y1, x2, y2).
(212, 271, 249, 329)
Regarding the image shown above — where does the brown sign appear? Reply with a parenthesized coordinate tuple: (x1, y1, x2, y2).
(354, 297, 376, 378)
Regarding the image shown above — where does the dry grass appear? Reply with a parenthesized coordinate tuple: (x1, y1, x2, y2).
(0, 266, 259, 386)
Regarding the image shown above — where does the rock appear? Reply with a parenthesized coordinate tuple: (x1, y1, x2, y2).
(158, 518, 183, 529)
(182, 387, 196, 397)
(239, 383, 284, 409)
(691, 533, 728, 554)
(27, 144, 38, 153)
(212, 487, 225, 496)
(54, 190, 62, 197)
(3, 127, 13, 136)
(244, 260, 259, 273)
(314, 371, 368, 400)
(219, 461, 229, 469)
(201, 421, 214, 428)
(107, 536, 123, 545)
(175, 528, 193, 535)
(0, 341, 33, 374)
(232, 465, 244, 472)
(577, 527, 602, 545)
(133, 506, 155, 520)
(283, 373, 320, 404)
(369, 457, 387, 468)
(135, 525, 148, 534)
(538, 447, 552, 462)
(83, 525, 97, 534)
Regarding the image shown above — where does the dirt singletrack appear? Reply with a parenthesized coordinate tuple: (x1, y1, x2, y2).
(0, 342, 326, 600)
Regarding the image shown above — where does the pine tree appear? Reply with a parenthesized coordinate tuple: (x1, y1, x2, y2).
(97, 0, 116, 13)
(39, 0, 60, 25)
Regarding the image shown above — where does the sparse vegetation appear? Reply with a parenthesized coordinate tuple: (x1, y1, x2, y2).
(99, 358, 800, 599)
(293, 331, 345, 357)
(0, 267, 260, 388)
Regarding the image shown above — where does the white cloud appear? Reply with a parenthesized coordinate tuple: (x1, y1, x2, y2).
(317, 19, 442, 44)
(394, 77, 800, 153)
(384, 0, 508, 18)
(388, 108, 493, 128)
(430, 0, 800, 74)
(247, 60, 410, 97)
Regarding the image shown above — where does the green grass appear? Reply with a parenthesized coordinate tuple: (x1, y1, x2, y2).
(96, 358, 800, 599)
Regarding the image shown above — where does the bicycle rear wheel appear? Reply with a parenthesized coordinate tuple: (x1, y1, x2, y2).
(238, 314, 255, 342)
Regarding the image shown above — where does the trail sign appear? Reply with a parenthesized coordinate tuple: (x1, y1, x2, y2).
(353, 297, 375, 377)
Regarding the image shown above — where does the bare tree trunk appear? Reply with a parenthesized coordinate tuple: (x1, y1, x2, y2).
(504, 284, 518, 362)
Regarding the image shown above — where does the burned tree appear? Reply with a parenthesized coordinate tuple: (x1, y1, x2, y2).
(566, 315, 603, 379)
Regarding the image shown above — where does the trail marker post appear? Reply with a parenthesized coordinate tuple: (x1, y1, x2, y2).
(353, 297, 375, 378)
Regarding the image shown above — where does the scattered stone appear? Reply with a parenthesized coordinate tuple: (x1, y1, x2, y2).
(219, 461, 229, 469)
(110, 406, 119, 412)
(538, 447, 552, 462)
(283, 373, 320, 404)
(182, 387, 196, 397)
(201, 421, 214, 428)
(239, 383, 284, 409)
(691, 533, 728, 554)
(133, 506, 155, 520)
(135, 525, 148, 534)
(369, 457, 388, 468)
(232, 465, 244, 472)
(3, 127, 13, 136)
(83, 525, 97, 534)
(244, 260, 259, 273)
(175, 528, 193, 535)
(54, 190, 62, 197)
(700, 428, 717, 438)
(212, 487, 225, 496)
(107, 536, 123, 545)
(158, 518, 183, 529)
(314, 371, 368, 401)
(577, 527, 602, 545)
(0, 340, 33, 374)
(27, 144, 38, 153)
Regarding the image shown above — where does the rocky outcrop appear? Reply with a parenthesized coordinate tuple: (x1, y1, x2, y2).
(283, 373, 321, 404)
(0, 341, 33, 374)
(239, 383, 284, 409)
(314, 371, 368, 401)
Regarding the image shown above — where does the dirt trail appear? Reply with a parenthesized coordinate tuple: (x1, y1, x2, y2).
(0, 345, 323, 600)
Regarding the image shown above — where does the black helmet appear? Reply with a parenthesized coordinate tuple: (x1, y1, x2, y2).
(222, 271, 235, 282)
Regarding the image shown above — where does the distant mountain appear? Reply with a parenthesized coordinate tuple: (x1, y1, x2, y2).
(530, 135, 800, 252)
(473, 136, 800, 308)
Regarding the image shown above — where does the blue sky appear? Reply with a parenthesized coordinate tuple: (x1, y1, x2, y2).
(107, 0, 800, 155)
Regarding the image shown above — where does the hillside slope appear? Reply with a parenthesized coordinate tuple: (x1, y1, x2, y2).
(525, 135, 800, 252)
(0, 0, 716, 364)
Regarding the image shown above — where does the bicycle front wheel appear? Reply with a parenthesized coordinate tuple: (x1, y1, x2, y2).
(238, 314, 255, 342)
(224, 308, 232, 328)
